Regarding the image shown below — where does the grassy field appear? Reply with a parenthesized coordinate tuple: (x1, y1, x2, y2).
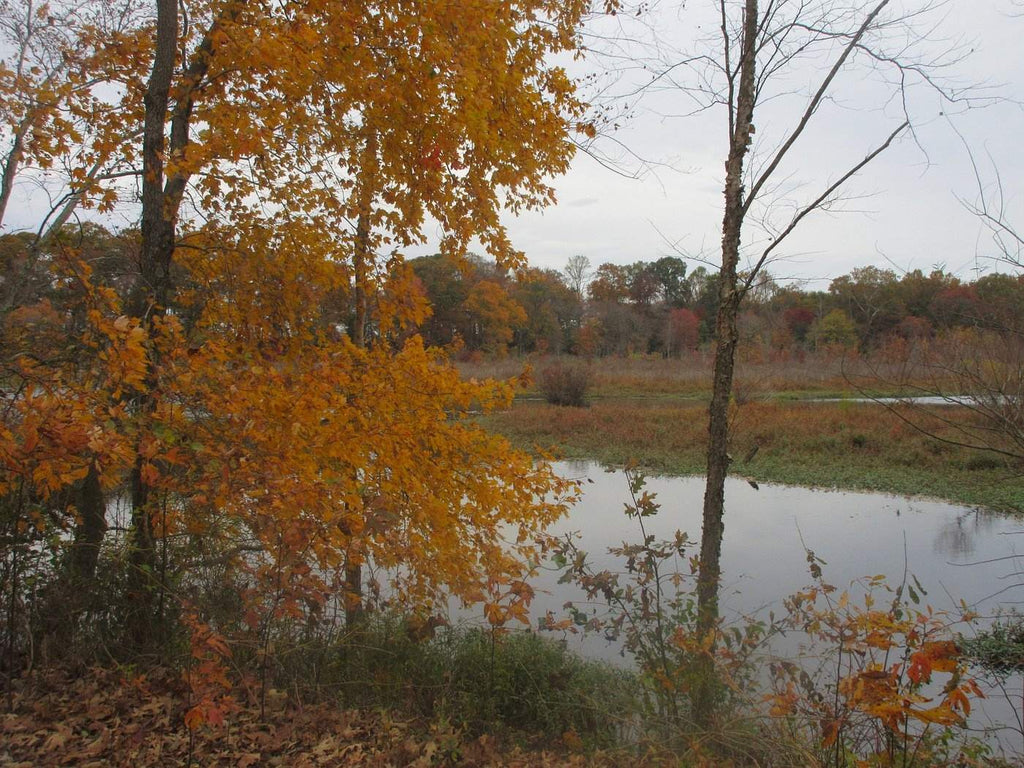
(457, 351, 950, 402)
(463, 356, 1024, 513)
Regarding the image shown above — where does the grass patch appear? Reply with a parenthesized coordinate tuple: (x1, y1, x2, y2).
(479, 399, 1024, 512)
(326, 615, 640, 749)
(459, 353, 956, 402)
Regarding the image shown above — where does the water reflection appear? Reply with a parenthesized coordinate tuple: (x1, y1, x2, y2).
(516, 462, 1024, 753)
(933, 509, 1010, 559)
(540, 462, 1023, 626)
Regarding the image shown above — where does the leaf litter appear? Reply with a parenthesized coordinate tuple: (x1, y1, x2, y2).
(0, 667, 664, 766)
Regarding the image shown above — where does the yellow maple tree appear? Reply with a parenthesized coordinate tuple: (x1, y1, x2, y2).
(1, 0, 595, 658)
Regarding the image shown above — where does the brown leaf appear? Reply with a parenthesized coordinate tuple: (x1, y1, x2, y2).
(42, 724, 72, 752)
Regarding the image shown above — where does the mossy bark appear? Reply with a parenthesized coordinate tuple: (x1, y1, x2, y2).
(693, 0, 759, 729)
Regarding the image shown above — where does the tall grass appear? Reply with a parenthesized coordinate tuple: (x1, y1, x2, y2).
(458, 352, 954, 400)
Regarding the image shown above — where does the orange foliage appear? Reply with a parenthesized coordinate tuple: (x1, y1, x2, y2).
(779, 571, 983, 761)
(0, 0, 594, 681)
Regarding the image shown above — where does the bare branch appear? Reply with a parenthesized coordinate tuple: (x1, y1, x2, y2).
(742, 0, 894, 216)
(742, 119, 909, 293)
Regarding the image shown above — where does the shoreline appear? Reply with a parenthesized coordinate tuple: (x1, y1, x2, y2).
(478, 398, 1024, 514)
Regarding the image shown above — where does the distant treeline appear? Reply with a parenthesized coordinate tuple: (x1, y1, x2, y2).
(409, 253, 1024, 359)
(5, 225, 1019, 361)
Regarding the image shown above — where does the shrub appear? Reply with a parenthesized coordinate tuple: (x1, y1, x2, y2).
(539, 360, 592, 407)
(964, 452, 1003, 471)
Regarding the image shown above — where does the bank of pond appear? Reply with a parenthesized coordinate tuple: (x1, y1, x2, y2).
(480, 397, 1024, 513)
(407, 461, 1024, 765)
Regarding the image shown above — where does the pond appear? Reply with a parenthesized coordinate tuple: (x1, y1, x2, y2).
(482, 461, 1024, 754)
(806, 396, 973, 406)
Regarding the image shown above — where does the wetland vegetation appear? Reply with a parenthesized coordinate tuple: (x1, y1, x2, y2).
(466, 355, 1024, 513)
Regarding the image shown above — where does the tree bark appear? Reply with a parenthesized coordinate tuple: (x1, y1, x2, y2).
(343, 129, 378, 626)
(124, 0, 239, 650)
(123, 0, 178, 649)
(0, 119, 30, 229)
(68, 464, 106, 585)
(693, 0, 759, 729)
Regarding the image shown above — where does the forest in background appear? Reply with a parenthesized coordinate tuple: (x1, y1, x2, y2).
(12, 226, 1023, 363)
(409, 251, 1024, 362)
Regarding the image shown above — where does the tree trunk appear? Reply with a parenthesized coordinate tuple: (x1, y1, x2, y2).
(68, 464, 106, 585)
(32, 464, 106, 660)
(693, 0, 759, 729)
(342, 208, 368, 627)
(343, 129, 378, 626)
(124, 0, 177, 649)
(123, 0, 234, 650)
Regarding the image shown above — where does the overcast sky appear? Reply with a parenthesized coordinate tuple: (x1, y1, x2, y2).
(5, 1, 1021, 290)
(482, 0, 1024, 289)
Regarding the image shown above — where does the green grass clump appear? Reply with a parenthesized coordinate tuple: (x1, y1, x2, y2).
(328, 614, 639, 748)
(962, 616, 1024, 677)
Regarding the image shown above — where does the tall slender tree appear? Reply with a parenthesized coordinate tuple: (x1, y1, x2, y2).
(644, 0, 976, 726)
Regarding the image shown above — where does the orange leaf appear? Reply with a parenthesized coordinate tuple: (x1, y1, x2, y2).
(184, 706, 205, 731)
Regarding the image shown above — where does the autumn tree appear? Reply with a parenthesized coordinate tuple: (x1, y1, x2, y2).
(1, 0, 595, 669)
(0, 0, 148, 309)
(650, 256, 689, 307)
(664, 307, 700, 357)
(892, 269, 958, 321)
(464, 279, 527, 354)
(974, 272, 1024, 329)
(782, 306, 816, 344)
(812, 308, 858, 350)
(588, 262, 630, 304)
(928, 284, 980, 329)
(625, 262, 660, 307)
(829, 267, 906, 347)
(513, 267, 581, 354)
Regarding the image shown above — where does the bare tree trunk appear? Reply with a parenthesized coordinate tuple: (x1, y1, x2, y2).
(343, 129, 378, 626)
(693, 0, 759, 729)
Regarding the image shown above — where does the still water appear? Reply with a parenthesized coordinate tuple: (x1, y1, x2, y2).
(536, 461, 1020, 626)
(485, 461, 1024, 751)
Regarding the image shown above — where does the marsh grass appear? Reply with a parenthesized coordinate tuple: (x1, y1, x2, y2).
(479, 399, 1024, 511)
(458, 353, 955, 401)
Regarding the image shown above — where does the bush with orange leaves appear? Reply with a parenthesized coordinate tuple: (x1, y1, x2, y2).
(770, 551, 989, 766)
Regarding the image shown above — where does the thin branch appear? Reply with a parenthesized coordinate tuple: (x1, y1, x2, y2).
(742, 0, 894, 216)
(742, 119, 909, 292)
